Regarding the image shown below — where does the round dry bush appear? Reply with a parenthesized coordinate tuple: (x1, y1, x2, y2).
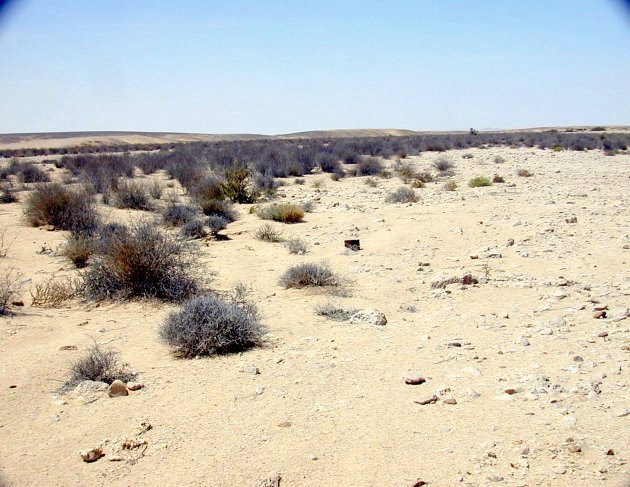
(279, 262, 340, 288)
(64, 345, 135, 390)
(62, 234, 95, 268)
(386, 187, 418, 203)
(24, 183, 100, 235)
(357, 156, 383, 176)
(162, 203, 198, 227)
(257, 203, 304, 223)
(112, 180, 152, 210)
(83, 220, 200, 301)
(180, 219, 207, 239)
(160, 294, 264, 358)
(198, 198, 238, 222)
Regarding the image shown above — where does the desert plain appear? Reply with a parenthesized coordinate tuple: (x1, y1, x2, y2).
(0, 140, 629, 487)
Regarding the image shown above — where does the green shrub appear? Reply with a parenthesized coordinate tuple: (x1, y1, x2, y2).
(220, 158, 257, 203)
(468, 176, 491, 188)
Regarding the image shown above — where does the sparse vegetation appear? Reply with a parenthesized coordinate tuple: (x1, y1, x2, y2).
(294, 178, 305, 185)
(314, 301, 357, 321)
(433, 156, 455, 172)
(255, 223, 283, 242)
(468, 176, 492, 187)
(279, 262, 340, 288)
(64, 344, 135, 389)
(30, 276, 81, 307)
(492, 174, 505, 183)
(159, 293, 264, 358)
(357, 156, 383, 176)
(112, 180, 152, 210)
(286, 238, 308, 254)
(517, 168, 533, 177)
(220, 158, 257, 203)
(386, 187, 418, 203)
(61, 234, 95, 268)
(257, 203, 304, 223)
(0, 188, 18, 203)
(494, 156, 505, 164)
(180, 219, 207, 239)
(198, 198, 238, 222)
(162, 202, 198, 227)
(0, 268, 23, 315)
(206, 216, 228, 237)
(83, 220, 201, 301)
(364, 177, 378, 188)
(24, 183, 100, 234)
(443, 181, 458, 191)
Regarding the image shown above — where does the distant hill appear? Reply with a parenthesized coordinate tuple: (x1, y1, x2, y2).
(0, 126, 628, 150)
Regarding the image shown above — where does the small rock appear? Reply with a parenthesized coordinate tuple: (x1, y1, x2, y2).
(606, 449, 615, 456)
(487, 473, 503, 482)
(11, 300, 24, 307)
(59, 345, 77, 351)
(349, 309, 387, 326)
(550, 317, 567, 327)
(593, 311, 607, 319)
(506, 238, 515, 247)
(255, 386, 265, 395)
(411, 481, 428, 487)
(611, 308, 629, 322)
(126, 382, 144, 391)
(80, 447, 105, 463)
(307, 454, 318, 461)
(553, 465, 567, 475)
(252, 471, 281, 487)
(277, 421, 292, 428)
(504, 389, 518, 395)
(443, 398, 457, 405)
(404, 376, 426, 385)
(414, 395, 439, 405)
(568, 445, 582, 453)
(521, 339, 530, 346)
(597, 331, 608, 337)
(463, 366, 482, 376)
(447, 342, 462, 348)
(107, 380, 128, 398)
(565, 216, 578, 224)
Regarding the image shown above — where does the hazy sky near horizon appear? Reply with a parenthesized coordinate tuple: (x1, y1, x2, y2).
(0, 0, 628, 134)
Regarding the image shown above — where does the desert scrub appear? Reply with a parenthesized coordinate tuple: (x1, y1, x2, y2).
(433, 156, 455, 172)
(516, 168, 533, 177)
(394, 160, 417, 183)
(61, 234, 95, 268)
(0, 188, 17, 203)
(255, 223, 283, 242)
(468, 176, 491, 188)
(279, 262, 340, 289)
(30, 276, 82, 307)
(364, 177, 378, 188)
(494, 155, 505, 164)
(180, 219, 207, 239)
(0, 268, 23, 315)
(443, 181, 458, 191)
(148, 180, 164, 199)
(83, 220, 200, 301)
(314, 301, 357, 321)
(198, 198, 238, 222)
(162, 202, 198, 227)
(112, 180, 152, 210)
(206, 216, 228, 237)
(294, 178, 305, 185)
(286, 238, 308, 254)
(63, 344, 135, 389)
(257, 203, 304, 223)
(386, 187, 418, 203)
(159, 293, 264, 358)
(24, 183, 100, 234)
(492, 174, 505, 183)
(356, 156, 383, 176)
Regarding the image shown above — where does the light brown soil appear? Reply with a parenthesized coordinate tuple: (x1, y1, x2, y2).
(0, 147, 628, 486)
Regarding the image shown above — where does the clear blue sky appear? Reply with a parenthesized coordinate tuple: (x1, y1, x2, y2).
(0, 0, 628, 134)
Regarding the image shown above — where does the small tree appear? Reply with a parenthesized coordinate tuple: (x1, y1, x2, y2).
(221, 158, 256, 203)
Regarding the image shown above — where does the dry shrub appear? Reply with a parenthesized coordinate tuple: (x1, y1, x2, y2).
(24, 183, 100, 234)
(61, 234, 95, 268)
(492, 174, 505, 183)
(357, 156, 383, 176)
(433, 156, 455, 172)
(286, 238, 308, 254)
(180, 219, 207, 239)
(516, 168, 533, 177)
(257, 203, 304, 223)
(160, 293, 264, 358)
(198, 198, 238, 222)
(64, 344, 135, 389)
(30, 276, 81, 307)
(0, 268, 23, 315)
(386, 187, 418, 203)
(0, 188, 18, 203)
(255, 223, 283, 242)
(279, 262, 340, 288)
(314, 301, 357, 321)
(83, 220, 200, 302)
(443, 181, 458, 191)
(162, 202, 198, 227)
(494, 155, 505, 164)
(112, 180, 152, 210)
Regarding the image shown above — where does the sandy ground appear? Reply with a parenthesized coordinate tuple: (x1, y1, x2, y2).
(0, 147, 629, 486)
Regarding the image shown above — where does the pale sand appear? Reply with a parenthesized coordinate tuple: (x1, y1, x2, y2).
(0, 147, 628, 486)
